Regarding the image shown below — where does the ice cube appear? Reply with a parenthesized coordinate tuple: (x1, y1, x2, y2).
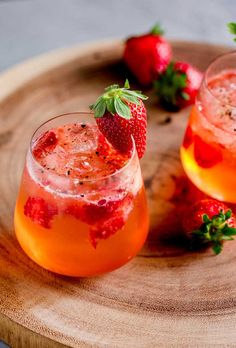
(73, 155, 93, 173)
(65, 124, 98, 154)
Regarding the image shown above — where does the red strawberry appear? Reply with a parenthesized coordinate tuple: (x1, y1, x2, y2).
(194, 135, 222, 168)
(66, 194, 133, 225)
(124, 24, 172, 86)
(154, 62, 202, 110)
(90, 216, 125, 248)
(183, 125, 194, 149)
(96, 133, 111, 157)
(66, 200, 120, 225)
(65, 194, 133, 247)
(33, 131, 58, 158)
(90, 80, 148, 158)
(24, 196, 58, 228)
(82, 199, 123, 224)
(183, 199, 236, 254)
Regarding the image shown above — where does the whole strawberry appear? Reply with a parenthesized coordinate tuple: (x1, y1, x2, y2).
(90, 80, 148, 158)
(183, 199, 236, 254)
(154, 62, 202, 110)
(124, 24, 172, 86)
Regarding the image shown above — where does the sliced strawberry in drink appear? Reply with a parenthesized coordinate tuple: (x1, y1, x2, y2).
(96, 133, 111, 157)
(90, 215, 125, 248)
(24, 196, 58, 228)
(66, 193, 133, 225)
(33, 131, 58, 158)
(65, 202, 106, 224)
(183, 125, 194, 149)
(194, 135, 223, 168)
(65, 193, 133, 247)
(64, 203, 83, 221)
(81, 199, 122, 224)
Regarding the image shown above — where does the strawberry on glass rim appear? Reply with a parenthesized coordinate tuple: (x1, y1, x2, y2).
(90, 79, 148, 159)
(124, 23, 172, 86)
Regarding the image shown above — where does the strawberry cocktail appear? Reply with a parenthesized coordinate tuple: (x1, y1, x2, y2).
(181, 52, 236, 203)
(14, 113, 149, 276)
(14, 83, 149, 276)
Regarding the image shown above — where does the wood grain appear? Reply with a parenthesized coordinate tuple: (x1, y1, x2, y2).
(0, 40, 235, 347)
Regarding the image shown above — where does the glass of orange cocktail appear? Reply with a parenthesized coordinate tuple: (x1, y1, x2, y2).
(14, 112, 149, 276)
(180, 52, 236, 203)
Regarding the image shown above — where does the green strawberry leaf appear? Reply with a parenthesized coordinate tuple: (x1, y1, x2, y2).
(150, 23, 164, 36)
(154, 63, 188, 108)
(93, 99, 106, 118)
(173, 73, 187, 89)
(222, 226, 236, 236)
(202, 214, 211, 223)
(212, 242, 222, 255)
(122, 92, 140, 104)
(221, 235, 234, 241)
(124, 90, 148, 100)
(105, 84, 119, 92)
(225, 210, 232, 219)
(90, 79, 147, 120)
(124, 79, 130, 89)
(114, 97, 131, 119)
(106, 98, 116, 114)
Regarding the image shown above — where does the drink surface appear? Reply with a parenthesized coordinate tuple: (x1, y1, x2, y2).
(14, 121, 149, 276)
(181, 70, 236, 202)
(32, 123, 130, 180)
(208, 71, 236, 106)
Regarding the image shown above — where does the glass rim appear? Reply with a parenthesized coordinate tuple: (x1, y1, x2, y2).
(204, 50, 236, 108)
(29, 112, 137, 183)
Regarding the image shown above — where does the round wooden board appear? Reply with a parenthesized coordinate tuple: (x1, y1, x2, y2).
(0, 39, 235, 348)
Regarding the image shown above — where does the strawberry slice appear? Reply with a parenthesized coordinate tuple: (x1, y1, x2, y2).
(82, 198, 124, 224)
(33, 131, 58, 158)
(90, 216, 125, 248)
(65, 194, 133, 247)
(194, 135, 222, 168)
(66, 194, 133, 225)
(183, 125, 194, 149)
(24, 196, 58, 228)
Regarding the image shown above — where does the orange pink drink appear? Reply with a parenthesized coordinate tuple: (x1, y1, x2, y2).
(181, 52, 236, 203)
(14, 113, 149, 276)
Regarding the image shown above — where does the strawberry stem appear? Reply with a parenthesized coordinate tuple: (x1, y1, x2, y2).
(153, 63, 187, 109)
(150, 23, 164, 36)
(90, 80, 148, 119)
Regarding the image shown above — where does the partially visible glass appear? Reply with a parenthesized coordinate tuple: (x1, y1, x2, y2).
(14, 112, 149, 276)
(180, 52, 236, 203)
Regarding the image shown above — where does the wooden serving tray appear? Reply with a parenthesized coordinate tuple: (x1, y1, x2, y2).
(0, 40, 234, 347)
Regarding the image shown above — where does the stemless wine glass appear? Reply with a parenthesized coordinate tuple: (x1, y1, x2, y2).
(14, 112, 149, 276)
(180, 51, 236, 203)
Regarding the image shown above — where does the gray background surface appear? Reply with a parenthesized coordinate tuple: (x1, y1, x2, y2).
(0, 0, 235, 72)
(0, 0, 235, 347)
